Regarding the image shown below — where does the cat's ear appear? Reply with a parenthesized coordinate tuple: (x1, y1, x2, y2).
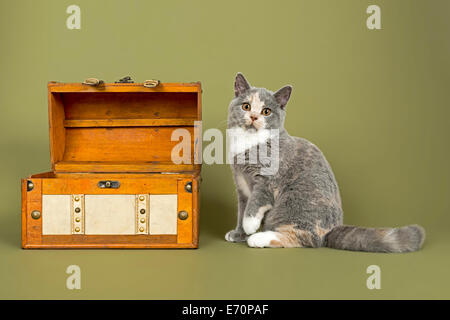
(234, 73, 251, 97)
(274, 85, 292, 109)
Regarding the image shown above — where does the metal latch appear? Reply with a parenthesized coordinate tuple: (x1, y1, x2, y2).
(98, 181, 120, 189)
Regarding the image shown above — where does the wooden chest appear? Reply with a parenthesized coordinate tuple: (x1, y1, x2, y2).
(21, 81, 201, 248)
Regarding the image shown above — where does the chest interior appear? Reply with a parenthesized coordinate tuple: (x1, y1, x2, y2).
(49, 84, 201, 173)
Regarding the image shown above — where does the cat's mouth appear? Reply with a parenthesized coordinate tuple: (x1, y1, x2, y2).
(244, 123, 260, 132)
(245, 120, 263, 131)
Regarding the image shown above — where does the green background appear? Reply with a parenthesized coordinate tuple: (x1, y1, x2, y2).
(0, 0, 449, 299)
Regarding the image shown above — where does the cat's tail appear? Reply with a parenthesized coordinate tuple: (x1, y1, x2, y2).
(323, 224, 425, 253)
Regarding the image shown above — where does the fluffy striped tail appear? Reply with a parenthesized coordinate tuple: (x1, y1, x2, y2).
(324, 224, 425, 253)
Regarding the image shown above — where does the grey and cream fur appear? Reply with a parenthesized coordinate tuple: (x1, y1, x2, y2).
(225, 73, 425, 252)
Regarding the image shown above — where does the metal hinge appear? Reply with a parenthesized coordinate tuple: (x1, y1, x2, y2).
(115, 76, 134, 83)
(83, 78, 104, 86)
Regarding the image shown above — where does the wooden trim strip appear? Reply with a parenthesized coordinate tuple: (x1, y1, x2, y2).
(64, 118, 197, 128)
(24, 243, 196, 249)
(25, 179, 42, 247)
(37, 234, 178, 248)
(29, 171, 200, 179)
(48, 90, 65, 170)
(177, 179, 193, 244)
(54, 161, 200, 173)
(42, 178, 178, 195)
(192, 177, 200, 247)
(48, 82, 201, 93)
(21, 179, 27, 247)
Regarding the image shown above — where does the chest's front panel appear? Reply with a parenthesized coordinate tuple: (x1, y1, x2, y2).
(22, 176, 198, 248)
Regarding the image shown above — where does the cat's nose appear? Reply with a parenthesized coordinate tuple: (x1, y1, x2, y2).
(250, 115, 259, 122)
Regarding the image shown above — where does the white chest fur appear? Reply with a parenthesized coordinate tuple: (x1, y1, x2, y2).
(228, 127, 271, 156)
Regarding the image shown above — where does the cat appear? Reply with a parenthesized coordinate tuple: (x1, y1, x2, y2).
(225, 73, 425, 252)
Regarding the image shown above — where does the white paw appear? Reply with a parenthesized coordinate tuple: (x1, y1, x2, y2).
(247, 231, 279, 248)
(243, 216, 262, 235)
(225, 231, 233, 242)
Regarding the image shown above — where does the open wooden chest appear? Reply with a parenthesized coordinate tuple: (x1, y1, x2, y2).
(21, 81, 201, 248)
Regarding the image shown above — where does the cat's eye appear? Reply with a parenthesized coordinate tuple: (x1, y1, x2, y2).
(261, 108, 271, 116)
(242, 103, 251, 111)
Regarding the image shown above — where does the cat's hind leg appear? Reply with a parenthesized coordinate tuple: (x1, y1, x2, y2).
(247, 225, 322, 248)
(247, 231, 285, 248)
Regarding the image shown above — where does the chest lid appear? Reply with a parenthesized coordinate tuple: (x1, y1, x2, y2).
(48, 82, 202, 173)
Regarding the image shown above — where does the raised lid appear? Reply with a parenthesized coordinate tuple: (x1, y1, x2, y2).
(48, 82, 202, 173)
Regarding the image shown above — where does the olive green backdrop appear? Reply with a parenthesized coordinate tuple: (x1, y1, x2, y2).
(0, 0, 449, 299)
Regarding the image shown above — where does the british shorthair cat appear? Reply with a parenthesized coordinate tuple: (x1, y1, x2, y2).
(225, 73, 425, 252)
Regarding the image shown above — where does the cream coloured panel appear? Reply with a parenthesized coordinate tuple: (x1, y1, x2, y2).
(149, 194, 178, 235)
(84, 195, 136, 235)
(42, 195, 71, 235)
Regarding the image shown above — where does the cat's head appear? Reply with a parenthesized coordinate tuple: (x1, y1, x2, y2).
(227, 73, 292, 132)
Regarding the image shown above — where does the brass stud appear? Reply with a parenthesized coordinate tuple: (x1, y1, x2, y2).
(27, 181, 34, 192)
(139, 196, 145, 201)
(31, 210, 41, 220)
(75, 207, 81, 213)
(140, 218, 145, 223)
(140, 209, 146, 214)
(74, 196, 80, 202)
(184, 182, 192, 193)
(75, 227, 80, 232)
(75, 217, 81, 222)
(139, 227, 145, 232)
(178, 211, 188, 220)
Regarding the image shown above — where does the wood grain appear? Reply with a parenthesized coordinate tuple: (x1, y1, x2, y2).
(62, 92, 198, 120)
(62, 127, 194, 163)
(41, 235, 177, 245)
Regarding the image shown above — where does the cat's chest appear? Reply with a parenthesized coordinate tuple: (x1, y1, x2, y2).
(228, 128, 272, 156)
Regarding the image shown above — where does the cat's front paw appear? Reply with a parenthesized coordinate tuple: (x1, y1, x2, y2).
(243, 216, 262, 235)
(225, 230, 248, 242)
